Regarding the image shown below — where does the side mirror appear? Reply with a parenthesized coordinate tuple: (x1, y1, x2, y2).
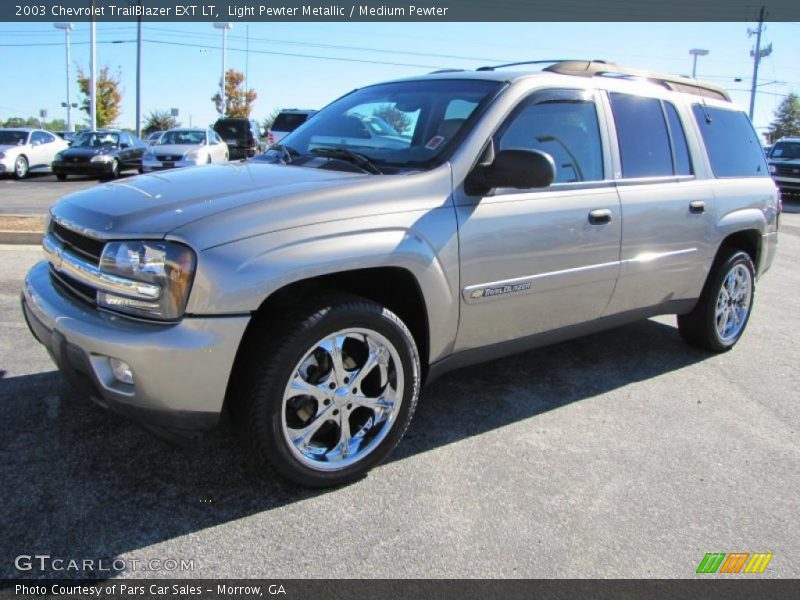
(120, 143, 130, 149)
(466, 149, 555, 195)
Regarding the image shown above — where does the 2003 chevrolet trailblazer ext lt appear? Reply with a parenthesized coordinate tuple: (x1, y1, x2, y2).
(22, 60, 779, 487)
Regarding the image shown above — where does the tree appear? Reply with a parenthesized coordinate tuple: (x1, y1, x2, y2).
(2, 116, 66, 130)
(143, 110, 180, 135)
(768, 92, 800, 141)
(212, 69, 257, 118)
(77, 65, 123, 128)
(372, 104, 412, 134)
(261, 108, 281, 132)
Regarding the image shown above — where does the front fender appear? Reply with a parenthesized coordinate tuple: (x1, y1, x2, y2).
(187, 207, 460, 362)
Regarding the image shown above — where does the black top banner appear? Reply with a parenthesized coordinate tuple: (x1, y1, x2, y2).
(2, 0, 800, 22)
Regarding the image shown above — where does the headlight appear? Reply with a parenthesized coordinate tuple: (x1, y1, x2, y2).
(185, 149, 202, 161)
(97, 241, 196, 320)
(0, 151, 6, 159)
(91, 154, 114, 163)
(769, 164, 776, 174)
(143, 151, 154, 160)
(53, 151, 64, 162)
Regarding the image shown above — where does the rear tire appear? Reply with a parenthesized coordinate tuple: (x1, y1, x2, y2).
(678, 248, 756, 352)
(55, 173, 67, 181)
(234, 296, 421, 488)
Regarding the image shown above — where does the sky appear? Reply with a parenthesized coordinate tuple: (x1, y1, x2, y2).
(0, 21, 798, 136)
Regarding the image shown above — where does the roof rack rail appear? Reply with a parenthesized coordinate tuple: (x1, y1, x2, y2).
(544, 60, 730, 101)
(428, 68, 466, 74)
(476, 59, 581, 72)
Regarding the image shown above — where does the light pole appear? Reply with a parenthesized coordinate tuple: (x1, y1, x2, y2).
(213, 22, 233, 117)
(54, 22, 75, 132)
(689, 48, 709, 78)
(89, 8, 97, 130)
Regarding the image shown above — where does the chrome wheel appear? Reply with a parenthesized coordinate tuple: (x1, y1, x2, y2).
(715, 263, 752, 342)
(281, 328, 404, 471)
(14, 156, 28, 178)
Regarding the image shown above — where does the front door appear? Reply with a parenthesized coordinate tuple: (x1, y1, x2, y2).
(454, 88, 622, 352)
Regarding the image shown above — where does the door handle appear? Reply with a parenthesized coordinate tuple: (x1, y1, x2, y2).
(689, 200, 706, 214)
(588, 208, 613, 225)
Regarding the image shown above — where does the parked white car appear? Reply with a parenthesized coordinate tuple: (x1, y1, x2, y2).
(142, 128, 229, 172)
(0, 128, 69, 178)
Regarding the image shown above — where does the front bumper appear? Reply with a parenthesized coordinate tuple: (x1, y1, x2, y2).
(22, 260, 250, 434)
(142, 158, 200, 172)
(53, 161, 116, 176)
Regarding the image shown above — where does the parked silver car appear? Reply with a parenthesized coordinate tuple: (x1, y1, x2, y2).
(142, 128, 229, 171)
(23, 61, 778, 487)
(0, 128, 68, 178)
(767, 137, 800, 194)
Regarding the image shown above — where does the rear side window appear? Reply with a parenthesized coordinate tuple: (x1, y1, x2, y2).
(692, 105, 768, 177)
(609, 93, 673, 178)
(272, 113, 310, 132)
(664, 103, 692, 176)
(497, 89, 604, 184)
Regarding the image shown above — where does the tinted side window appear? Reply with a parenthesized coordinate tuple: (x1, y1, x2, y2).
(31, 131, 47, 144)
(609, 93, 673, 178)
(692, 105, 768, 178)
(272, 113, 309, 132)
(664, 103, 692, 175)
(120, 133, 133, 146)
(497, 90, 604, 184)
(42, 132, 56, 144)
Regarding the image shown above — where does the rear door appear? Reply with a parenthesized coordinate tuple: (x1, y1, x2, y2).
(454, 88, 622, 351)
(603, 92, 715, 315)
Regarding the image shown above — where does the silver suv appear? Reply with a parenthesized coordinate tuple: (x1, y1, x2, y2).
(22, 61, 779, 487)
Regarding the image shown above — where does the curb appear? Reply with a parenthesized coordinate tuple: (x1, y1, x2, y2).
(0, 231, 44, 245)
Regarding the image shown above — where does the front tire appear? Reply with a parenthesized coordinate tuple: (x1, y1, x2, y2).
(236, 297, 421, 488)
(14, 156, 29, 179)
(678, 248, 755, 352)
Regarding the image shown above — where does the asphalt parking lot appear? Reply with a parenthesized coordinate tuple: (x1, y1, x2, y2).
(0, 173, 142, 216)
(0, 193, 799, 579)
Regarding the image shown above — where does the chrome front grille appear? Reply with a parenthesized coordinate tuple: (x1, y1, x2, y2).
(49, 220, 104, 266)
(775, 164, 800, 177)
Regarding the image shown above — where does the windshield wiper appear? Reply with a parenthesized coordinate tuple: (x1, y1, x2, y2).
(310, 147, 383, 175)
(271, 143, 301, 164)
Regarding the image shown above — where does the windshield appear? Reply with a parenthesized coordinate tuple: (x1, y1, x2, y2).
(269, 79, 503, 171)
(770, 141, 800, 160)
(72, 132, 119, 148)
(158, 130, 206, 145)
(0, 131, 29, 145)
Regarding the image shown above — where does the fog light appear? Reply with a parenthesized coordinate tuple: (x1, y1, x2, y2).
(109, 358, 134, 385)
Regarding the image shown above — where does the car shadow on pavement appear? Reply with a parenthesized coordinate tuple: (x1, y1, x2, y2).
(0, 317, 709, 578)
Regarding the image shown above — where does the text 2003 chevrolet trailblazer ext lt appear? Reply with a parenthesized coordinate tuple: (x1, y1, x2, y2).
(22, 61, 779, 487)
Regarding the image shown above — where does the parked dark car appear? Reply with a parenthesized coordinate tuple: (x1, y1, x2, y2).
(213, 118, 265, 159)
(52, 130, 147, 180)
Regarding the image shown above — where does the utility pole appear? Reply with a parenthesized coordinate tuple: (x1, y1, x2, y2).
(136, 0, 143, 138)
(689, 48, 709, 78)
(54, 23, 75, 132)
(748, 6, 773, 120)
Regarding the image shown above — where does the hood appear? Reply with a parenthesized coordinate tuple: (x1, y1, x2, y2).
(151, 144, 200, 155)
(50, 161, 369, 240)
(0, 144, 24, 154)
(62, 146, 118, 158)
